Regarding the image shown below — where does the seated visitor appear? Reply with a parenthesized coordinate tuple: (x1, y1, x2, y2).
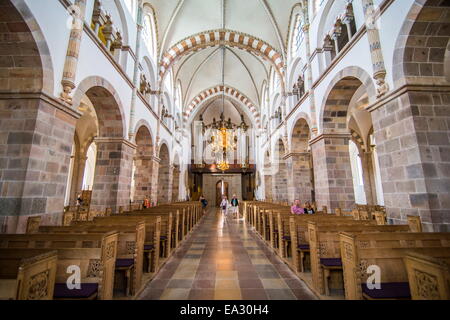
(304, 201, 315, 214)
(291, 199, 304, 215)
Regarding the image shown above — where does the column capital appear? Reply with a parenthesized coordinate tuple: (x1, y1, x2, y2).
(309, 133, 352, 146)
(93, 137, 137, 149)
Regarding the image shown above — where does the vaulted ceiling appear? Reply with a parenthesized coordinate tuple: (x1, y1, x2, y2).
(145, 0, 298, 125)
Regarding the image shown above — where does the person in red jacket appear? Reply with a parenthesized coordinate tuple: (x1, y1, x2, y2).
(143, 197, 150, 209)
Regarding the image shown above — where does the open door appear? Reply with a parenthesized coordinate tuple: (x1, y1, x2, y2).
(216, 180, 229, 207)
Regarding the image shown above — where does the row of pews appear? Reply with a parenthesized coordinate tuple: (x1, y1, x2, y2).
(242, 201, 450, 300)
(0, 201, 203, 300)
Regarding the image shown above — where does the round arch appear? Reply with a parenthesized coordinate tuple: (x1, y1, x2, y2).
(73, 76, 127, 138)
(159, 30, 285, 90)
(318, 66, 376, 134)
(185, 85, 261, 128)
(4, 0, 54, 95)
(392, 0, 450, 87)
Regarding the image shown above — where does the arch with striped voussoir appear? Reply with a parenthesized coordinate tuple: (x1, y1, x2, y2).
(159, 30, 285, 89)
(184, 85, 261, 129)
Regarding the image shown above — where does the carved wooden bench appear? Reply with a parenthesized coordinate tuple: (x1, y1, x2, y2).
(339, 232, 450, 300)
(0, 249, 57, 300)
(288, 215, 363, 273)
(404, 252, 450, 300)
(77, 216, 161, 274)
(38, 221, 145, 296)
(308, 222, 413, 296)
(0, 232, 118, 299)
(107, 212, 174, 258)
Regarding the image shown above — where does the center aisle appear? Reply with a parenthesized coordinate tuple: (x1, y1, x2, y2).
(138, 208, 317, 300)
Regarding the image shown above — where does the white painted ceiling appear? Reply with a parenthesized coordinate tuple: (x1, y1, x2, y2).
(145, 0, 298, 125)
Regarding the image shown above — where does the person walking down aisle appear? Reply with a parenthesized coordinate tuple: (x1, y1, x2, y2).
(200, 195, 208, 214)
(220, 195, 229, 216)
(230, 194, 239, 219)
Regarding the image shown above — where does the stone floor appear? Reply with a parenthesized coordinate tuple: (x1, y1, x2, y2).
(138, 208, 317, 300)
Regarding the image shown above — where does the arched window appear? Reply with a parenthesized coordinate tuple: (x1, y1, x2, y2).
(143, 14, 156, 61)
(291, 14, 304, 57)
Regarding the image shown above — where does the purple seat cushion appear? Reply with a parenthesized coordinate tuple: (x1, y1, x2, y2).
(54, 283, 98, 299)
(160, 236, 167, 240)
(144, 244, 154, 250)
(115, 258, 134, 268)
(297, 244, 310, 250)
(283, 236, 291, 241)
(320, 258, 342, 267)
(361, 282, 411, 299)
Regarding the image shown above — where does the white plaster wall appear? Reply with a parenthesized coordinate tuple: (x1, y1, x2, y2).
(25, 0, 71, 98)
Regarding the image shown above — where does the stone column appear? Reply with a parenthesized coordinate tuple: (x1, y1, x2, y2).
(323, 35, 335, 66)
(90, 138, 135, 213)
(302, 18, 318, 134)
(310, 134, 355, 211)
(360, 150, 377, 205)
(361, 0, 389, 97)
(331, 20, 342, 54)
(69, 154, 87, 204)
(128, 0, 144, 140)
(286, 152, 313, 204)
(0, 96, 80, 233)
(60, 0, 87, 104)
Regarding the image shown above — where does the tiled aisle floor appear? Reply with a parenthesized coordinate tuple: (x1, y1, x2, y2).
(138, 208, 317, 300)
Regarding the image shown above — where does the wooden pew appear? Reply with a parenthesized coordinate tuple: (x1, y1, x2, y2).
(75, 216, 161, 274)
(141, 206, 187, 245)
(26, 216, 41, 234)
(0, 232, 118, 299)
(0, 249, 57, 300)
(404, 252, 450, 300)
(308, 222, 413, 296)
(339, 232, 450, 300)
(38, 221, 145, 296)
(103, 212, 172, 258)
(288, 215, 363, 273)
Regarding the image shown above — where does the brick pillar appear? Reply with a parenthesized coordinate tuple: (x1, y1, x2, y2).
(167, 165, 174, 203)
(0, 95, 80, 233)
(91, 138, 135, 213)
(286, 152, 313, 204)
(150, 157, 160, 205)
(133, 155, 153, 202)
(157, 161, 170, 204)
(310, 134, 355, 211)
(272, 162, 288, 202)
(370, 90, 450, 231)
(264, 174, 273, 201)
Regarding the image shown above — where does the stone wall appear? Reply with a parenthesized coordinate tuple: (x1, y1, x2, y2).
(90, 138, 135, 213)
(371, 89, 450, 231)
(0, 95, 79, 232)
(310, 135, 355, 211)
